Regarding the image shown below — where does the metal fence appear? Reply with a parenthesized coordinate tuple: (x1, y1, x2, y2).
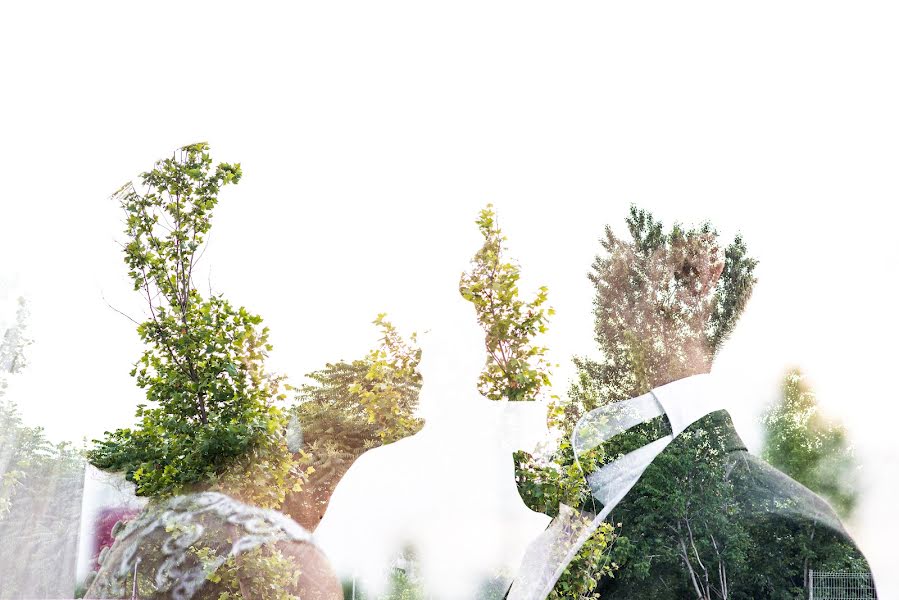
(809, 570, 877, 599)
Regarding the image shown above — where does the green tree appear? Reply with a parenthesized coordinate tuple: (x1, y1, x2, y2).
(284, 314, 423, 530)
(565, 208, 868, 600)
(88, 143, 300, 508)
(460, 205, 616, 599)
(582, 208, 757, 599)
(594, 415, 754, 600)
(459, 204, 554, 403)
(762, 368, 858, 519)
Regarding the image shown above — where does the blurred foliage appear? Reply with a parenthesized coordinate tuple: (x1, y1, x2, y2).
(0, 297, 30, 375)
(0, 298, 85, 599)
(0, 298, 32, 522)
(382, 569, 425, 600)
(762, 368, 858, 519)
(0, 399, 84, 599)
(88, 143, 301, 508)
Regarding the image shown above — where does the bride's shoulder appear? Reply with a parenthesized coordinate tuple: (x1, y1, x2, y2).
(84, 492, 342, 600)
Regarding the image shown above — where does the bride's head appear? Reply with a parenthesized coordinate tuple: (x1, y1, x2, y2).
(413, 289, 549, 452)
(414, 292, 490, 422)
(417, 295, 485, 389)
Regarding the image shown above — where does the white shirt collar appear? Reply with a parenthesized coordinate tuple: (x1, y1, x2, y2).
(585, 372, 725, 507)
(651, 372, 726, 437)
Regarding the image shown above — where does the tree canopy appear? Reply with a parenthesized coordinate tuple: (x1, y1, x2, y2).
(88, 143, 300, 508)
(459, 204, 555, 403)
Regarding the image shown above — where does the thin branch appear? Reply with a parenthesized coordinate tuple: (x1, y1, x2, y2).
(678, 530, 704, 600)
(137, 260, 185, 374)
(100, 292, 141, 326)
(685, 518, 710, 597)
(486, 258, 511, 370)
(187, 224, 209, 295)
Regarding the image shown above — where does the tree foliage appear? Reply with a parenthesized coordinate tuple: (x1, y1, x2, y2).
(551, 207, 866, 599)
(284, 314, 423, 529)
(191, 544, 302, 600)
(459, 204, 554, 403)
(762, 369, 858, 519)
(605, 416, 749, 600)
(88, 143, 300, 508)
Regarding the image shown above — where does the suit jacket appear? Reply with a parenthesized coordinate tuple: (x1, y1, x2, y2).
(582, 410, 875, 600)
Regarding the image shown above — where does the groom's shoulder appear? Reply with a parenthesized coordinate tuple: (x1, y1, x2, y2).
(728, 448, 850, 536)
(683, 410, 858, 541)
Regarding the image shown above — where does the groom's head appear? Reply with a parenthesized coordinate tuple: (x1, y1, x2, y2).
(591, 206, 757, 394)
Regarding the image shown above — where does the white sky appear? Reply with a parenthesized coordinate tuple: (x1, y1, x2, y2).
(1, 1, 898, 596)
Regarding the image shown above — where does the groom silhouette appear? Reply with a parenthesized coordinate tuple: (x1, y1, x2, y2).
(507, 209, 876, 600)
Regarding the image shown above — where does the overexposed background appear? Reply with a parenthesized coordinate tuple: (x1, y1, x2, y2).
(1, 1, 897, 596)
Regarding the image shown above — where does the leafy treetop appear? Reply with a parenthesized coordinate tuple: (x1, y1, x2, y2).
(89, 143, 299, 508)
(459, 204, 555, 403)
